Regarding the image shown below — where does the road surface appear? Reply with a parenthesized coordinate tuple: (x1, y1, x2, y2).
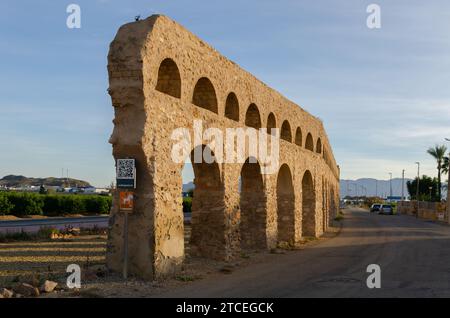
(0, 214, 192, 234)
(0, 216, 109, 234)
(157, 207, 450, 298)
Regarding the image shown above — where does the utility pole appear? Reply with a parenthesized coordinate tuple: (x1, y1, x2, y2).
(416, 162, 420, 218)
(401, 169, 405, 201)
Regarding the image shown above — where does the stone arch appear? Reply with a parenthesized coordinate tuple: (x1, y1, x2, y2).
(322, 177, 327, 233)
(106, 15, 342, 280)
(305, 133, 314, 151)
(330, 186, 336, 222)
(225, 92, 239, 122)
(267, 112, 277, 135)
(277, 164, 295, 244)
(295, 127, 302, 146)
(302, 170, 316, 237)
(240, 158, 267, 249)
(245, 103, 262, 129)
(316, 138, 322, 154)
(280, 120, 292, 142)
(192, 77, 218, 113)
(155, 58, 181, 98)
(188, 145, 225, 259)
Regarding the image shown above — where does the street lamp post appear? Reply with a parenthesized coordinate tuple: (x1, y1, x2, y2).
(401, 169, 405, 201)
(415, 162, 420, 218)
(389, 172, 393, 199)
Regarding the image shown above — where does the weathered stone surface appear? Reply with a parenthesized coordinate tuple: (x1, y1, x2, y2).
(41, 280, 58, 293)
(1, 288, 14, 298)
(106, 15, 340, 280)
(14, 283, 39, 297)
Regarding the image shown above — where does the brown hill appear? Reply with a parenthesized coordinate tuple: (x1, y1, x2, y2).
(0, 175, 92, 188)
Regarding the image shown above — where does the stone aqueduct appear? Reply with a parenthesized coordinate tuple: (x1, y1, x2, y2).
(106, 15, 340, 280)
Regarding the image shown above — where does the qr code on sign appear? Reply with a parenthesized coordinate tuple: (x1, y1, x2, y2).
(117, 159, 135, 179)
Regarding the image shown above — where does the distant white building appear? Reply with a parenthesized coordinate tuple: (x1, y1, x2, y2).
(83, 187, 97, 194)
(81, 187, 110, 195)
(94, 188, 110, 194)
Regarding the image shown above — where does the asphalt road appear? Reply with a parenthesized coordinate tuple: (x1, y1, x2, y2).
(0, 214, 192, 234)
(157, 207, 450, 298)
(0, 216, 109, 234)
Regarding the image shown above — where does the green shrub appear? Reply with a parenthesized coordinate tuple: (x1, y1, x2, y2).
(0, 194, 13, 215)
(8, 193, 44, 216)
(60, 195, 86, 214)
(0, 192, 112, 217)
(84, 196, 111, 214)
(183, 197, 192, 213)
(37, 227, 60, 239)
(43, 195, 62, 216)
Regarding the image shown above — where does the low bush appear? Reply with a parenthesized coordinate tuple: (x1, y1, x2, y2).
(8, 192, 44, 216)
(0, 193, 14, 215)
(37, 227, 60, 239)
(0, 192, 112, 217)
(183, 197, 192, 213)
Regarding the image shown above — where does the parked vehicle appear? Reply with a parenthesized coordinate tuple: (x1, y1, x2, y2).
(370, 204, 381, 212)
(379, 204, 394, 215)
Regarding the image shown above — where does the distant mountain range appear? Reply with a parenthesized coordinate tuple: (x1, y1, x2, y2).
(182, 182, 195, 192)
(340, 178, 412, 198)
(183, 178, 413, 198)
(0, 175, 92, 188)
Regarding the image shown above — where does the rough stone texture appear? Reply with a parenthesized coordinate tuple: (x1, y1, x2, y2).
(14, 283, 39, 297)
(398, 201, 447, 221)
(1, 288, 14, 298)
(41, 280, 58, 293)
(106, 15, 340, 280)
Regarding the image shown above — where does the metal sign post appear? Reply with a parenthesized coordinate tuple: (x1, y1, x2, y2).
(116, 159, 136, 280)
(123, 208, 128, 280)
(119, 191, 134, 279)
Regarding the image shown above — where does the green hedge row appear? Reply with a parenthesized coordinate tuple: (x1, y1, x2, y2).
(183, 197, 192, 213)
(0, 192, 112, 217)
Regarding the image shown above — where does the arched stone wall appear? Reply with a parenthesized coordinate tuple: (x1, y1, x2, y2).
(277, 164, 295, 244)
(240, 158, 267, 249)
(189, 145, 225, 259)
(302, 170, 316, 237)
(106, 15, 340, 280)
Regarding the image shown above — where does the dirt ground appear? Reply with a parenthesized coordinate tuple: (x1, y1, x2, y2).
(0, 235, 106, 287)
(0, 223, 341, 298)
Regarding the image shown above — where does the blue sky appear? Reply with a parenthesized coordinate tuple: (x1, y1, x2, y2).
(1, 1, 450, 187)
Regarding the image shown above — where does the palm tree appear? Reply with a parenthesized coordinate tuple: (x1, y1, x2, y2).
(427, 145, 447, 200)
(443, 156, 449, 175)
